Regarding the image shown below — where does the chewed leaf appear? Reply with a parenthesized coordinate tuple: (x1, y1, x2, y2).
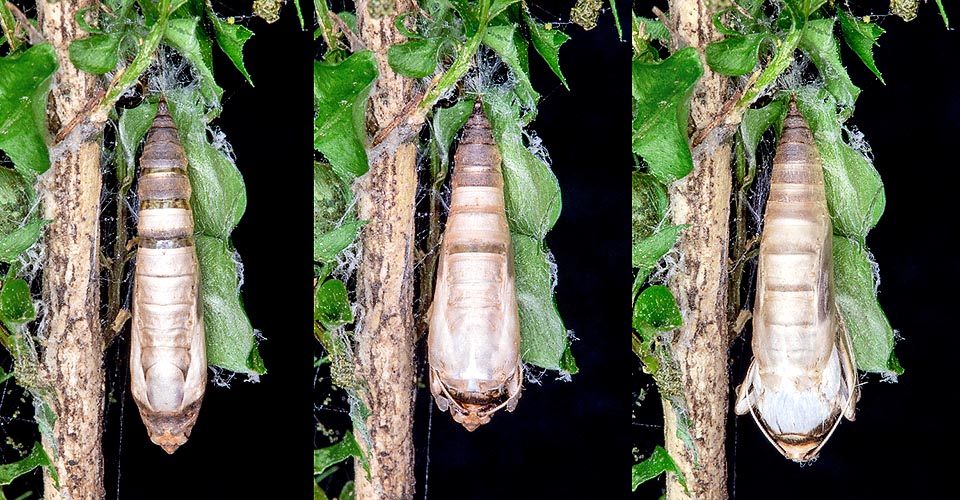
(837, 9, 885, 84)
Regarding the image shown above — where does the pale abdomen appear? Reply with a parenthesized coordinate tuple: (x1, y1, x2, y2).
(428, 102, 522, 431)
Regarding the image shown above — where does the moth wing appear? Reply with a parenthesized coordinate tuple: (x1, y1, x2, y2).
(734, 359, 760, 415)
(179, 266, 206, 408)
(129, 278, 152, 411)
(835, 303, 859, 421)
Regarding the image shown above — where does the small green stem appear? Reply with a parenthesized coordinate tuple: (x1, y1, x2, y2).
(736, 27, 800, 109)
(0, 1, 20, 52)
(316, 0, 336, 52)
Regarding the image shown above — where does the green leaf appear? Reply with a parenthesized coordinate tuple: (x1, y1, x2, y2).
(0, 278, 34, 323)
(524, 11, 570, 89)
(118, 101, 159, 191)
(633, 47, 703, 184)
(0, 167, 31, 237)
(315, 482, 329, 500)
(634, 15, 670, 44)
(0, 442, 51, 486)
(0, 220, 46, 264)
(799, 18, 860, 113)
(513, 234, 569, 371)
(483, 23, 538, 111)
(166, 90, 247, 239)
(740, 99, 785, 170)
(338, 481, 356, 500)
(632, 446, 687, 492)
(833, 235, 896, 375)
(207, 8, 255, 85)
(164, 16, 223, 104)
(315, 431, 368, 477)
(448, 0, 480, 35)
(489, 0, 522, 21)
(315, 279, 353, 328)
(314, 162, 350, 238)
(432, 98, 476, 173)
(632, 285, 682, 331)
(632, 224, 685, 283)
(196, 235, 264, 375)
(484, 90, 561, 239)
(559, 342, 579, 374)
(795, 90, 884, 239)
(705, 34, 766, 76)
(0, 43, 57, 179)
(387, 38, 441, 78)
(315, 51, 378, 178)
(837, 9, 884, 84)
(68, 33, 121, 74)
(632, 172, 668, 242)
(314, 221, 366, 264)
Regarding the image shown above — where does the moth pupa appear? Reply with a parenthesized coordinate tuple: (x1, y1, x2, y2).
(130, 98, 207, 454)
(735, 98, 859, 462)
(427, 101, 523, 431)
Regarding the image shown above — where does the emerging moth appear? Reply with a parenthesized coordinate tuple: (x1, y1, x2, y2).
(130, 98, 207, 453)
(427, 101, 523, 431)
(735, 98, 859, 462)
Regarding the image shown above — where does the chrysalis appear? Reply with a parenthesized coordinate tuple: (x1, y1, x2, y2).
(735, 98, 859, 462)
(427, 101, 523, 431)
(129, 98, 207, 453)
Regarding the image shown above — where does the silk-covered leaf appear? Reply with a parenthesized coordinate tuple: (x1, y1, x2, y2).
(483, 23, 538, 111)
(0, 220, 46, 264)
(833, 235, 898, 375)
(314, 221, 366, 264)
(796, 90, 884, 239)
(633, 285, 682, 331)
(164, 16, 223, 103)
(799, 18, 859, 114)
(0, 277, 34, 322)
(315, 279, 353, 329)
(484, 90, 561, 240)
(513, 233, 570, 371)
(196, 235, 263, 375)
(167, 89, 247, 239)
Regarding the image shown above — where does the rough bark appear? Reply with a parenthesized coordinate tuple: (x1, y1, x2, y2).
(663, 1, 732, 499)
(353, 1, 418, 499)
(36, 1, 105, 499)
